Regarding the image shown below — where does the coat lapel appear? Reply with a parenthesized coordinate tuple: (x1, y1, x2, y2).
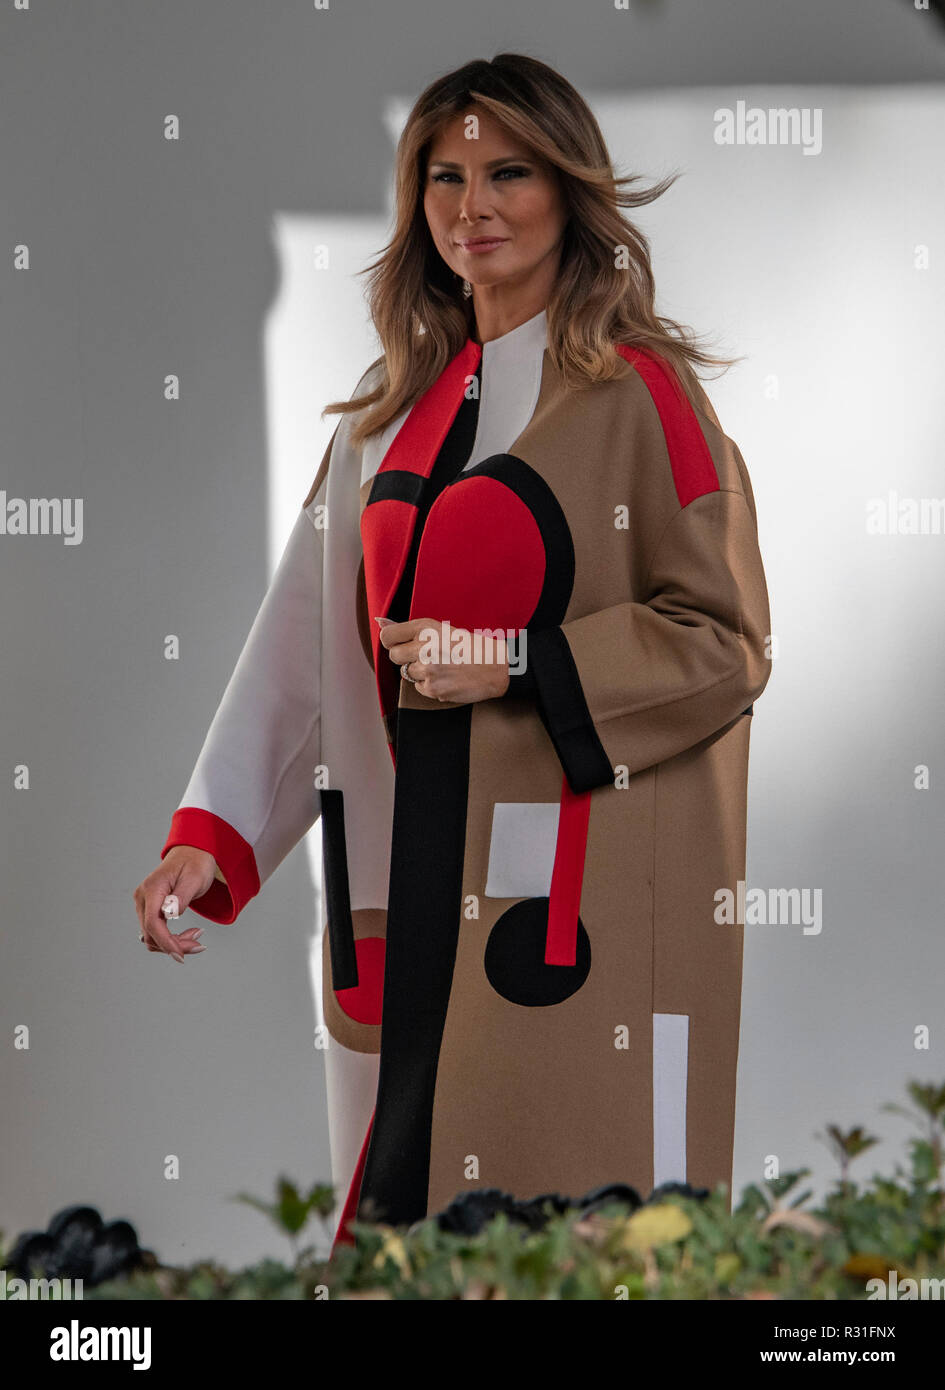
(360, 337, 482, 741)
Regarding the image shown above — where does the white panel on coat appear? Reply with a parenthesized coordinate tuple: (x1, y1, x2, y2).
(653, 1012, 689, 1188)
(360, 398, 411, 488)
(484, 802, 560, 898)
(324, 1034, 380, 1231)
(462, 308, 547, 471)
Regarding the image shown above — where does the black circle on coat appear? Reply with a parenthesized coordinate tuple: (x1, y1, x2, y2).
(484, 897, 591, 1006)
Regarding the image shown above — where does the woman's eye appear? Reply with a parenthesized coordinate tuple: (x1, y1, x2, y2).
(430, 167, 530, 184)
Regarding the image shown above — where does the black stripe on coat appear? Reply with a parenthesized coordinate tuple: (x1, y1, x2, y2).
(525, 626, 615, 794)
(365, 469, 428, 508)
(320, 788, 358, 991)
(356, 704, 472, 1227)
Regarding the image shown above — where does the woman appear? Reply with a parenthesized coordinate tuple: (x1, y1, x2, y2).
(133, 53, 772, 1253)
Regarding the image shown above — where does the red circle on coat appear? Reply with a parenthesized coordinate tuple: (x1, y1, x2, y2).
(334, 936, 385, 1025)
(409, 475, 546, 632)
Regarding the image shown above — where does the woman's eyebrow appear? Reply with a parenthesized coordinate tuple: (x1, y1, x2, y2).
(428, 156, 533, 170)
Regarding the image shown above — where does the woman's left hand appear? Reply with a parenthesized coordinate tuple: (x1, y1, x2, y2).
(376, 616, 510, 704)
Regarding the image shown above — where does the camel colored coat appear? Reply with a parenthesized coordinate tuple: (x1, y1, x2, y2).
(160, 308, 772, 1246)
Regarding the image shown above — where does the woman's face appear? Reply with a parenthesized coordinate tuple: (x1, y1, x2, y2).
(423, 107, 568, 295)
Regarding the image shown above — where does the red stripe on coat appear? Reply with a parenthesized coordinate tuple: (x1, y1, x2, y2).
(616, 344, 720, 507)
(545, 775, 592, 967)
(329, 1108, 375, 1258)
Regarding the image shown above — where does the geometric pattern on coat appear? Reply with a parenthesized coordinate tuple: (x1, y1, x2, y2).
(159, 307, 772, 1251)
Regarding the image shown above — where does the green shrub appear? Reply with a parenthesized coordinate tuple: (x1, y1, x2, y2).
(4, 1078, 944, 1300)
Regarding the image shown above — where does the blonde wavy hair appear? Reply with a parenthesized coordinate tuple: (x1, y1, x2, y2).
(324, 52, 740, 447)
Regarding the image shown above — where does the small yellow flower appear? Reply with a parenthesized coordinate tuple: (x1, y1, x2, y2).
(372, 1229, 411, 1276)
(622, 1203, 692, 1253)
(714, 1252, 741, 1284)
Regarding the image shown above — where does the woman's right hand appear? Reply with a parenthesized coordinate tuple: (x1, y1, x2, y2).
(132, 845, 217, 963)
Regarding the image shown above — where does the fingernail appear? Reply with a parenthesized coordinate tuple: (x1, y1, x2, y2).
(190, 945, 207, 954)
(172, 953, 185, 964)
(192, 928, 205, 938)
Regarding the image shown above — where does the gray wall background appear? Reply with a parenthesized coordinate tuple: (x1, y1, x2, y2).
(2, 0, 944, 1271)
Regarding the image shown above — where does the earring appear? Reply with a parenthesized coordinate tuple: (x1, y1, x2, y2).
(461, 279, 473, 298)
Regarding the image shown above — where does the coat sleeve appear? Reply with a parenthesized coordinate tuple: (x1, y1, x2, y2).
(522, 481, 773, 794)
(159, 425, 340, 923)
